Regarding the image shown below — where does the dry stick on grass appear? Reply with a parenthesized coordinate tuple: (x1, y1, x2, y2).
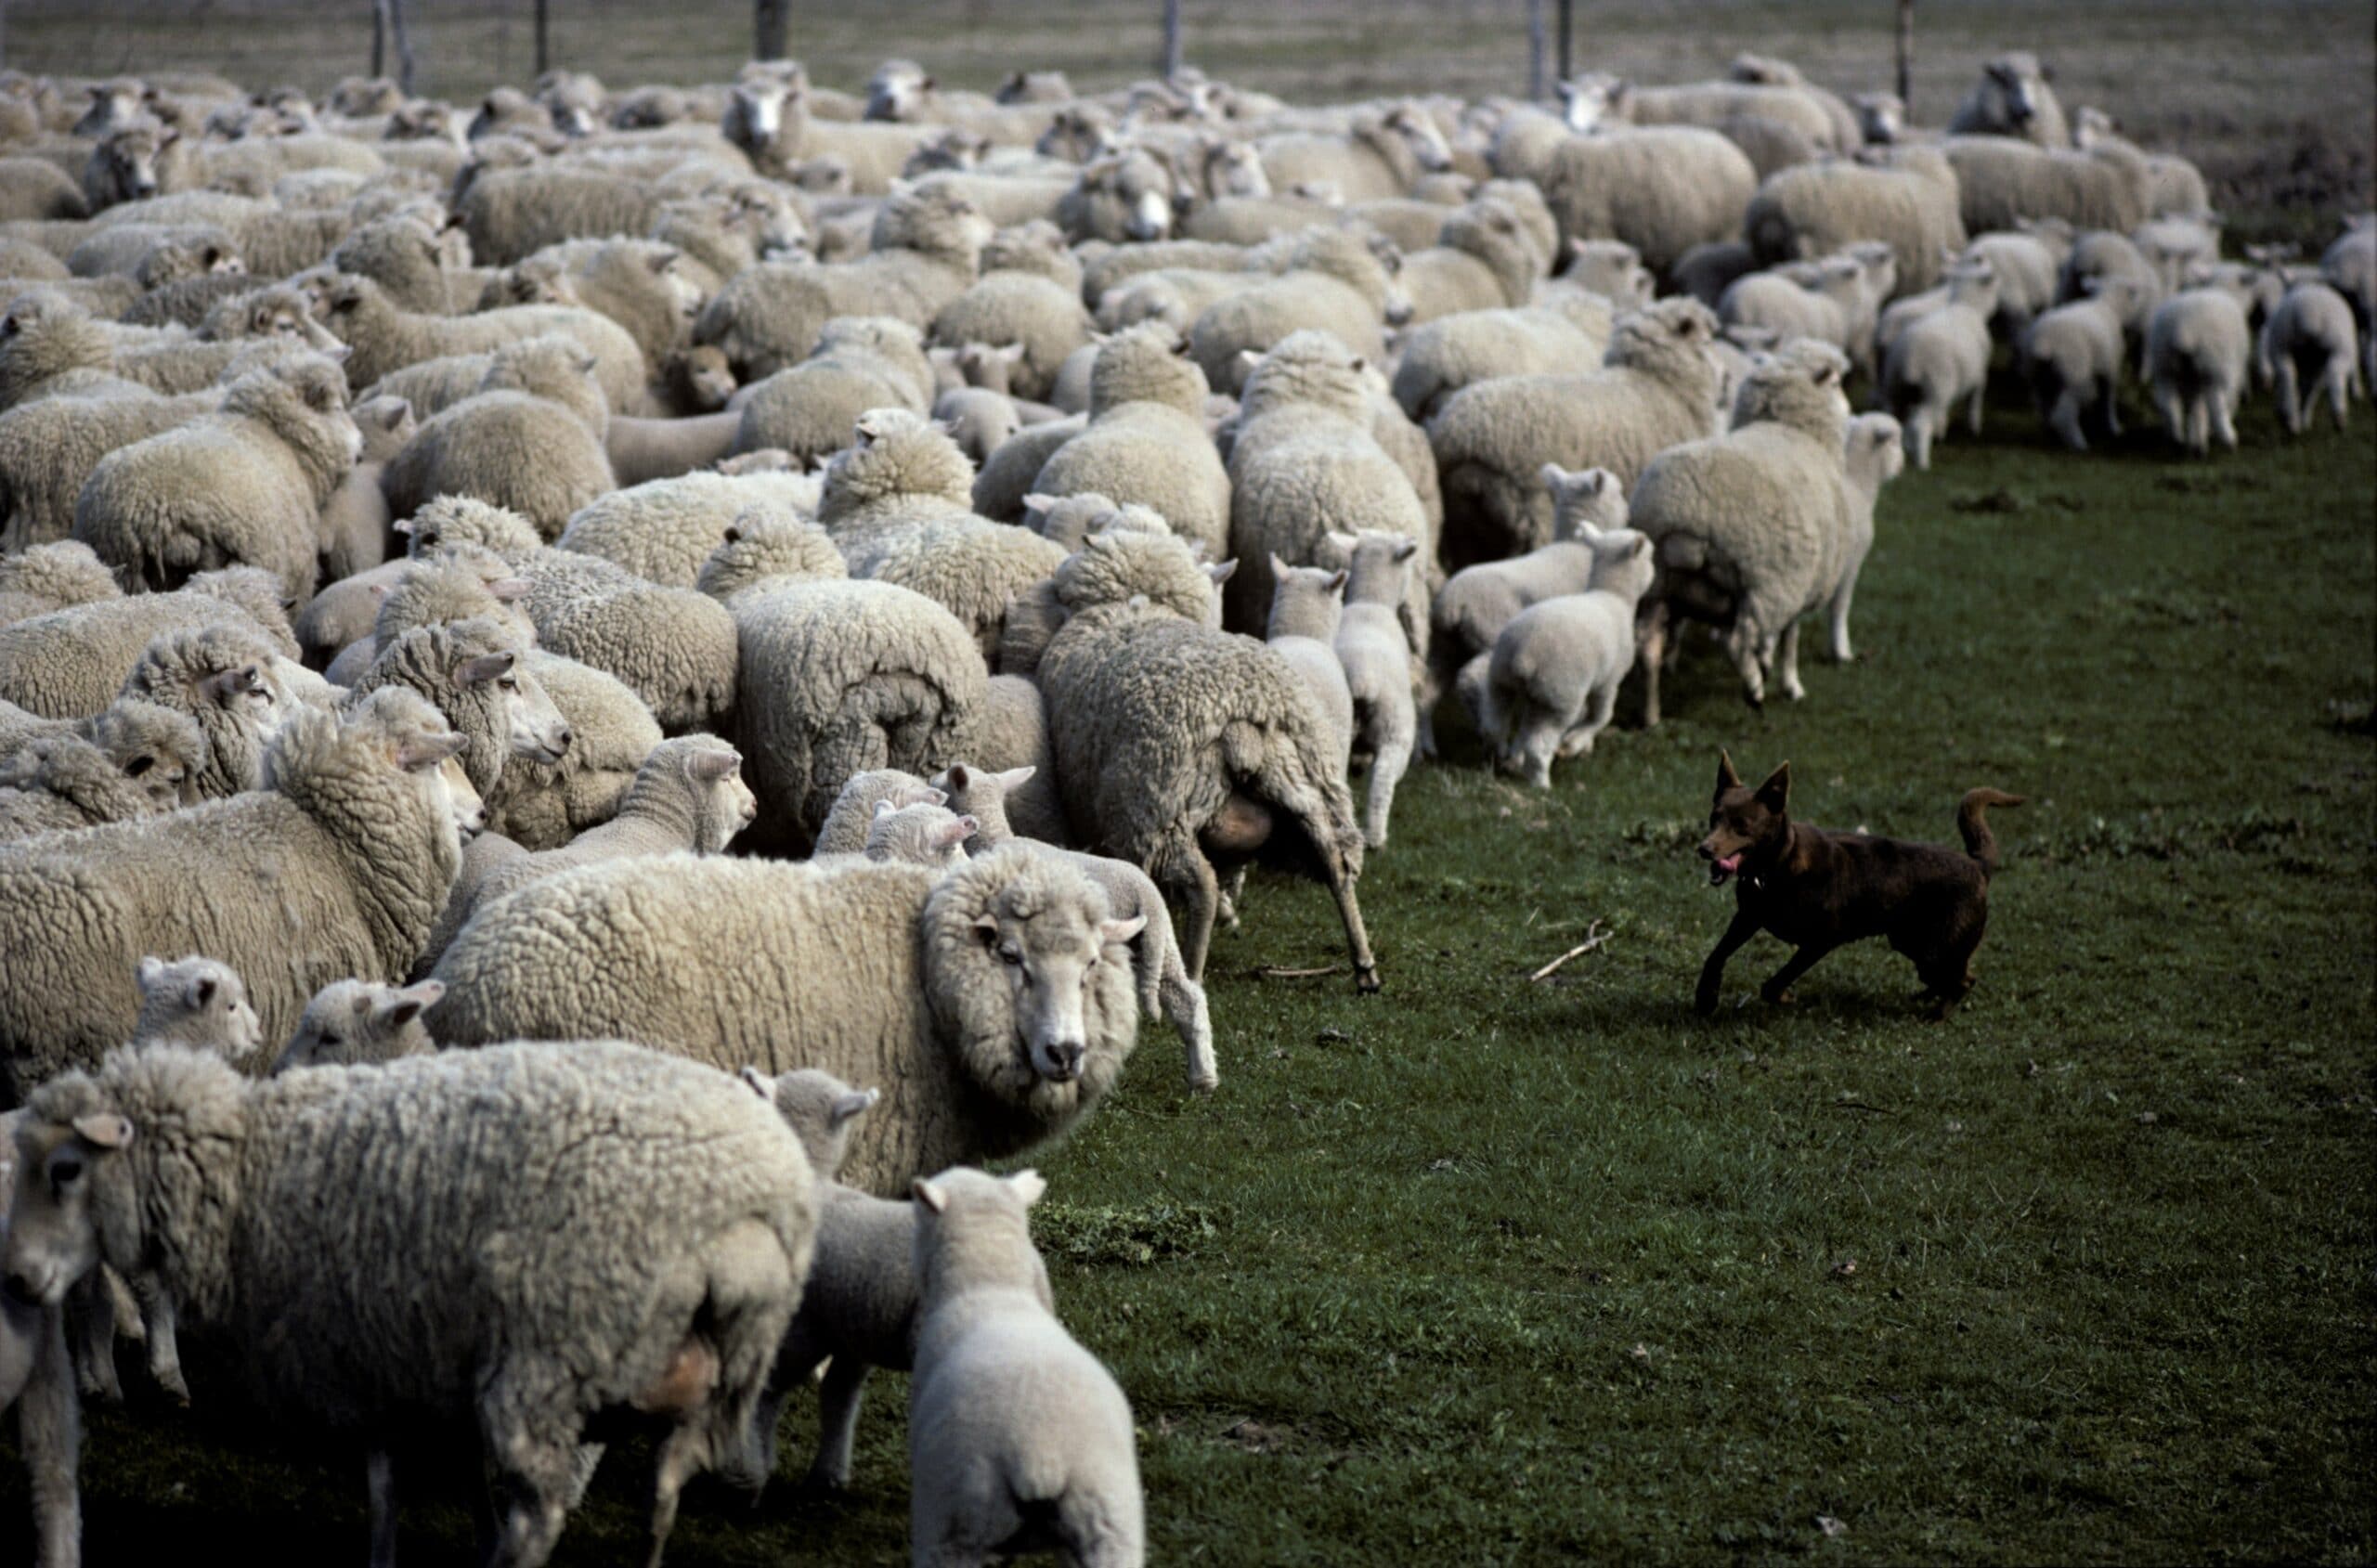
(1257, 965, 1344, 979)
(1528, 919, 1612, 981)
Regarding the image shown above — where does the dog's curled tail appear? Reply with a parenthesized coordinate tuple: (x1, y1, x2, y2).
(1956, 788, 2025, 878)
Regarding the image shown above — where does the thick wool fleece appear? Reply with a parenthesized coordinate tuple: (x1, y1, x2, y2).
(559, 469, 824, 589)
(0, 691, 461, 1095)
(431, 849, 1138, 1196)
(0, 565, 293, 719)
(1027, 324, 1230, 559)
(18, 1040, 813, 1561)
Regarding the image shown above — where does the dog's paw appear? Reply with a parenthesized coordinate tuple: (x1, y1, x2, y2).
(1760, 986, 1797, 1007)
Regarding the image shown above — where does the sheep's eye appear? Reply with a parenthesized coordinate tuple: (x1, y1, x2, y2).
(499, 677, 519, 692)
(999, 944, 1024, 967)
(317, 1035, 340, 1048)
(50, 1157, 83, 1188)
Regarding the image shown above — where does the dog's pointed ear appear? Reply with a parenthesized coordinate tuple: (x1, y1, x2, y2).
(1715, 748, 1742, 797)
(1756, 760, 1790, 811)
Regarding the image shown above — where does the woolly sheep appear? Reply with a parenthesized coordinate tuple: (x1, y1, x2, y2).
(2021, 276, 2149, 450)
(1942, 136, 2150, 238)
(0, 565, 293, 722)
(0, 540, 120, 627)
(433, 847, 1145, 1194)
(1428, 296, 1722, 566)
(1743, 145, 1966, 296)
(1022, 323, 1231, 558)
(1946, 52, 2068, 149)
(2261, 280, 2360, 434)
(731, 315, 937, 467)
(1632, 342, 1856, 723)
(379, 335, 616, 538)
(1396, 198, 1539, 323)
(480, 237, 707, 380)
(1257, 102, 1454, 201)
(1825, 412, 1904, 664)
(1188, 227, 1411, 395)
(929, 270, 1092, 402)
(128, 952, 263, 1063)
(1317, 530, 1423, 845)
(0, 1242, 77, 1568)
(1481, 520, 1656, 788)
(110, 622, 295, 801)
(1513, 123, 1757, 275)
(328, 212, 469, 313)
(71, 354, 359, 603)
(2, 1038, 817, 1567)
(693, 185, 994, 378)
(859, 798, 978, 870)
(2322, 214, 2374, 330)
(558, 468, 824, 589)
(0, 688, 465, 1095)
(2145, 285, 2251, 455)
(908, 1165, 1143, 1568)
(698, 515, 984, 849)
(933, 385, 1023, 465)
(1265, 559, 1356, 770)
(314, 271, 646, 415)
(1429, 463, 1629, 736)
(1882, 259, 2000, 469)
(725, 74, 933, 195)
(1388, 302, 1609, 423)
(271, 978, 443, 1070)
(934, 761, 1215, 1091)
(1720, 251, 1890, 379)
(2057, 229, 2163, 352)
(348, 616, 573, 800)
(0, 718, 195, 841)
(814, 767, 948, 856)
(1037, 584, 1378, 989)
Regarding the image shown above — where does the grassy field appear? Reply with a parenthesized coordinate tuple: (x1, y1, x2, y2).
(4, 378, 2371, 1562)
(7, 0, 2373, 234)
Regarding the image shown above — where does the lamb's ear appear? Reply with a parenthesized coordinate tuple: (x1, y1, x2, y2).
(1007, 1169, 1047, 1206)
(943, 761, 973, 791)
(188, 974, 219, 1010)
(397, 732, 469, 771)
(911, 1175, 948, 1212)
(830, 1087, 879, 1127)
(1325, 568, 1349, 594)
(684, 747, 741, 784)
(1236, 348, 1263, 378)
(645, 246, 681, 275)
(1392, 538, 1419, 564)
(1020, 493, 1059, 514)
(397, 978, 445, 1010)
(377, 398, 413, 430)
(738, 1065, 773, 1099)
(874, 797, 899, 821)
(379, 991, 431, 1029)
(456, 650, 516, 684)
(136, 954, 166, 989)
(72, 1113, 134, 1150)
(918, 786, 947, 806)
(1267, 551, 1290, 577)
(1756, 759, 1790, 811)
(1539, 461, 1570, 491)
(1324, 529, 1359, 556)
(1715, 748, 1743, 796)
(1204, 558, 1238, 585)
(487, 577, 532, 603)
(995, 764, 1035, 790)
(935, 816, 977, 849)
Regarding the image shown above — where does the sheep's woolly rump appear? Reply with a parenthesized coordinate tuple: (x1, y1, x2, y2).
(431, 850, 1137, 1195)
(0, 692, 461, 1093)
(1029, 324, 1230, 558)
(560, 469, 825, 589)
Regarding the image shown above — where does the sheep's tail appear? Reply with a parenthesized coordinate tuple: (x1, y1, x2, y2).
(678, 1216, 805, 1495)
(1955, 787, 2024, 878)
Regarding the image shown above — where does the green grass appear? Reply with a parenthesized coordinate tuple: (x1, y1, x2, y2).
(5, 376, 2371, 1562)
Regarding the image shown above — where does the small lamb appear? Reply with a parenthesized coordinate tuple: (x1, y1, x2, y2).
(1319, 529, 1422, 846)
(1827, 413, 1906, 664)
(1482, 525, 1657, 788)
(2146, 284, 2252, 455)
(273, 978, 444, 1071)
(2260, 279, 2360, 435)
(1883, 258, 2000, 469)
(131, 954, 265, 1064)
(909, 1166, 1143, 1568)
(1264, 557, 1357, 772)
(864, 798, 977, 869)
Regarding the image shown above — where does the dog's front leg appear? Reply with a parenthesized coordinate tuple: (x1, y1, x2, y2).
(1695, 910, 1761, 1015)
(1760, 941, 1837, 1004)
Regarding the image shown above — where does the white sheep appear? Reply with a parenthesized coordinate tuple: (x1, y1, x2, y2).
(861, 797, 978, 869)
(2261, 279, 2361, 434)
(2021, 276, 2150, 450)
(1318, 530, 1422, 847)
(1882, 258, 2000, 469)
(1481, 525, 1656, 788)
(1265, 558, 1357, 771)
(272, 978, 444, 1070)
(129, 953, 263, 1061)
(1945, 52, 2068, 149)
(3, 1038, 817, 1568)
(1825, 412, 1906, 663)
(909, 1166, 1143, 1568)
(2146, 285, 2252, 455)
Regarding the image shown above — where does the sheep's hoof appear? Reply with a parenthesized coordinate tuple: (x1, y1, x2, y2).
(1354, 965, 1383, 994)
(1188, 1074, 1219, 1095)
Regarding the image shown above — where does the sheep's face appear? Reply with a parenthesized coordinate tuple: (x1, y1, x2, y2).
(865, 60, 933, 123)
(118, 744, 193, 810)
(1542, 464, 1628, 538)
(277, 978, 442, 1072)
(4, 1113, 125, 1308)
(1848, 414, 1906, 491)
(1383, 104, 1456, 174)
(98, 126, 175, 201)
(1558, 73, 1623, 135)
(686, 745, 757, 852)
(728, 83, 791, 150)
(441, 754, 487, 840)
(970, 898, 1142, 1085)
(1585, 527, 1656, 604)
(136, 956, 265, 1062)
(461, 649, 570, 765)
(200, 659, 282, 741)
(1985, 57, 2046, 126)
(1204, 139, 1270, 200)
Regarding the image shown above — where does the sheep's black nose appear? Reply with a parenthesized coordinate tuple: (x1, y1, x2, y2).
(1052, 1042, 1085, 1078)
(4, 1271, 40, 1305)
(554, 726, 574, 752)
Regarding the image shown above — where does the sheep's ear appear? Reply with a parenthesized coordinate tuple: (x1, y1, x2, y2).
(738, 1065, 773, 1099)
(1267, 551, 1290, 577)
(1325, 568, 1349, 594)
(971, 914, 1001, 945)
(1392, 538, 1419, 564)
(188, 974, 219, 1009)
(456, 650, 516, 684)
(1756, 759, 1790, 811)
(685, 748, 741, 784)
(397, 732, 469, 771)
(1100, 914, 1149, 946)
(918, 786, 947, 806)
(136, 954, 166, 988)
(1007, 1169, 1047, 1206)
(1204, 558, 1237, 585)
(1323, 529, 1359, 556)
(487, 577, 532, 603)
(1236, 348, 1262, 377)
(873, 797, 899, 820)
(377, 398, 412, 430)
(397, 978, 445, 1009)
(943, 762, 973, 791)
(646, 246, 681, 274)
(381, 993, 429, 1028)
(996, 764, 1036, 790)
(830, 1087, 879, 1127)
(72, 1113, 135, 1150)
(1020, 493, 1058, 513)
(935, 816, 977, 849)
(912, 1175, 948, 1212)
(1715, 748, 1743, 796)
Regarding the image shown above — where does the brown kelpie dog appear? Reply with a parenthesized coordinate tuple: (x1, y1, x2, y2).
(1694, 752, 2023, 1018)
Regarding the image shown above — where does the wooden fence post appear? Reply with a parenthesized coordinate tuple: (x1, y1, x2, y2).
(376, 0, 416, 95)
(1556, 0, 1573, 87)
(1896, 0, 1914, 113)
(756, 0, 789, 62)
(535, 0, 551, 77)
(1526, 0, 1547, 101)
(1161, 0, 1183, 79)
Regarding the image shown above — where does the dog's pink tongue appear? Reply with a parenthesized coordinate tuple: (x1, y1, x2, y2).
(1718, 853, 1742, 874)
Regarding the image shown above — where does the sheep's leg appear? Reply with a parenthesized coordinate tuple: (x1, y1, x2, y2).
(23, 1306, 79, 1568)
(644, 1419, 710, 1568)
(67, 1274, 120, 1405)
(1725, 622, 1766, 711)
(1905, 408, 1933, 471)
(1161, 949, 1219, 1092)
(1966, 378, 1986, 437)
(479, 1395, 580, 1568)
(2098, 378, 2124, 438)
(1166, 841, 1221, 985)
(368, 1447, 400, 1568)
(1215, 865, 1246, 932)
(1362, 694, 1414, 848)
(2320, 361, 2350, 430)
(136, 1276, 188, 1406)
(2046, 388, 2089, 451)
(1578, 672, 1621, 752)
(1776, 621, 1806, 702)
(2152, 383, 2182, 447)
(1636, 601, 1669, 728)
(1288, 806, 1380, 991)
(2213, 386, 2240, 449)
(804, 1355, 871, 1492)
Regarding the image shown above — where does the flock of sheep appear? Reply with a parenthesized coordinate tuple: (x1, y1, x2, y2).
(0, 40, 2367, 1568)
